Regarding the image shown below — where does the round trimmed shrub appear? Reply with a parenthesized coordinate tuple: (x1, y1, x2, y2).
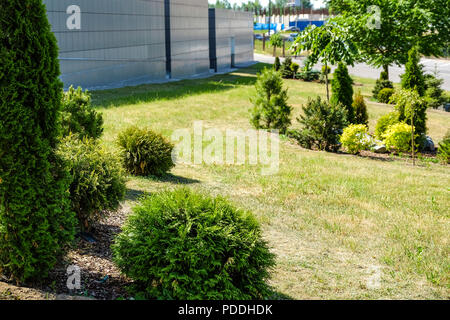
(58, 136, 127, 231)
(112, 188, 276, 300)
(375, 111, 400, 140)
(372, 79, 394, 100)
(377, 88, 395, 104)
(383, 123, 413, 152)
(117, 126, 175, 176)
(340, 124, 373, 154)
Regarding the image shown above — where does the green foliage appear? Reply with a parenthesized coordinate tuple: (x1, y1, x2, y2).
(380, 71, 389, 81)
(112, 188, 276, 300)
(297, 70, 320, 82)
(375, 111, 400, 140)
(61, 86, 104, 140)
(280, 57, 295, 79)
(372, 79, 394, 100)
(292, 18, 358, 68)
(0, 0, 76, 282)
(322, 65, 331, 75)
(291, 63, 300, 75)
(117, 127, 175, 177)
(437, 130, 450, 164)
(352, 91, 369, 126)
(250, 68, 292, 134)
(424, 73, 446, 109)
(58, 136, 127, 231)
(340, 124, 372, 154)
(331, 62, 354, 123)
(295, 96, 348, 152)
(329, 0, 449, 73)
(391, 89, 428, 148)
(274, 57, 281, 71)
(383, 122, 413, 153)
(292, 18, 358, 98)
(319, 65, 331, 83)
(401, 47, 426, 96)
(377, 88, 395, 104)
(270, 33, 283, 56)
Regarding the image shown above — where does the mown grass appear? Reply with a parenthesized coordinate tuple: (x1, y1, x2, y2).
(92, 63, 449, 299)
(253, 39, 301, 58)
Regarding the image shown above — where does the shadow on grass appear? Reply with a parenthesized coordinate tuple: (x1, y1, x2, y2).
(150, 173, 200, 185)
(125, 188, 147, 202)
(91, 63, 271, 109)
(269, 290, 294, 300)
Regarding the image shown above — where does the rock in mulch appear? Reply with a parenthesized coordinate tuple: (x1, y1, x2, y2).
(423, 136, 435, 152)
(373, 144, 387, 154)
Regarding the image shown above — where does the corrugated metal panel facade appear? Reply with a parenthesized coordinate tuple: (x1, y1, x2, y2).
(43, 0, 253, 89)
(212, 9, 254, 71)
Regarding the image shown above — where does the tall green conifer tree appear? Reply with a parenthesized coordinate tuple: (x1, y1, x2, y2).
(0, 0, 76, 282)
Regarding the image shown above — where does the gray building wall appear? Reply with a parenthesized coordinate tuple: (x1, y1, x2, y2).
(43, 0, 253, 90)
(170, 0, 210, 78)
(44, 0, 167, 89)
(212, 9, 254, 71)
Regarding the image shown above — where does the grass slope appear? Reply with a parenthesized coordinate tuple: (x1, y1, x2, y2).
(91, 63, 449, 299)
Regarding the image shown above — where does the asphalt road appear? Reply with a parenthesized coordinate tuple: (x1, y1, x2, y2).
(254, 53, 450, 91)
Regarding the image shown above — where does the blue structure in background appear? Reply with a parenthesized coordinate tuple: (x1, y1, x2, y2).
(254, 21, 325, 31)
(254, 23, 283, 30)
(289, 21, 325, 30)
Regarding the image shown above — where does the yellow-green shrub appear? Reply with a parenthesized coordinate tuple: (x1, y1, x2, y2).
(375, 111, 400, 140)
(340, 124, 372, 154)
(383, 123, 413, 152)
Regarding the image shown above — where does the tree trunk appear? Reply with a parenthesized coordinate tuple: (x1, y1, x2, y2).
(383, 64, 389, 80)
(325, 62, 330, 102)
(411, 106, 415, 166)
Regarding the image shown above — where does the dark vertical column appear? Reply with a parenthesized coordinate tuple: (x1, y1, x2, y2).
(164, 0, 171, 78)
(208, 8, 217, 73)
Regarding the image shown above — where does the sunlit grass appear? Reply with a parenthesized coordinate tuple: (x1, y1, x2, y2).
(91, 63, 450, 299)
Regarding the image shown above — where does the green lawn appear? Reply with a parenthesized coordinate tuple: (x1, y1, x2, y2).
(91, 63, 450, 299)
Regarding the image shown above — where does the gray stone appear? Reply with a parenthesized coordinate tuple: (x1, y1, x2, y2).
(423, 136, 435, 152)
(373, 144, 387, 153)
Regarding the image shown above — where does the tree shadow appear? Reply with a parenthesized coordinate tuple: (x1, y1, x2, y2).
(90, 63, 271, 109)
(125, 188, 147, 202)
(268, 290, 294, 300)
(147, 173, 200, 185)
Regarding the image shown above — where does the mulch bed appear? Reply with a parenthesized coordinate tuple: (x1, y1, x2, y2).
(48, 206, 134, 300)
(0, 205, 134, 300)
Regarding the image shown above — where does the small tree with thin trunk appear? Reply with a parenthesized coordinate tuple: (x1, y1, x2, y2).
(291, 18, 358, 101)
(270, 33, 283, 57)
